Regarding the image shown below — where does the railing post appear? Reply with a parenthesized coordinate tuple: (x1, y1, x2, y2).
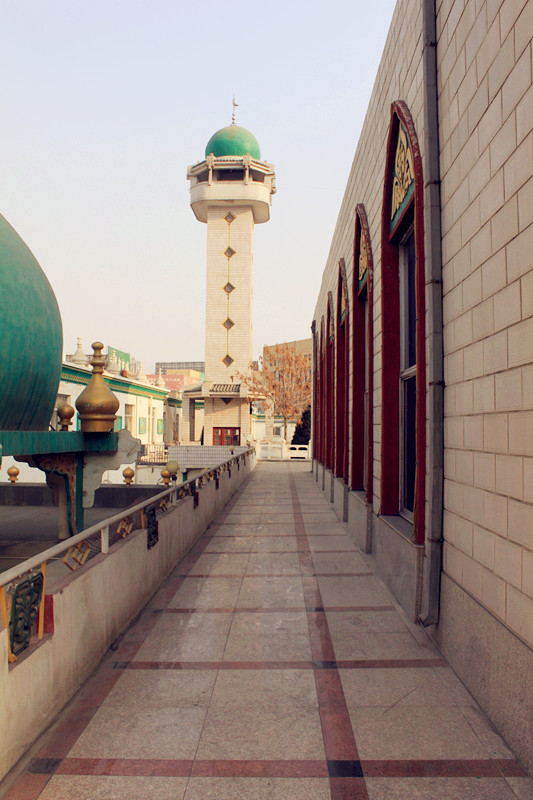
(100, 525, 109, 554)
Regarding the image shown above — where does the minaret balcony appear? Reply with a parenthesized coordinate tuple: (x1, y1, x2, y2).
(188, 155, 276, 224)
(190, 181, 273, 223)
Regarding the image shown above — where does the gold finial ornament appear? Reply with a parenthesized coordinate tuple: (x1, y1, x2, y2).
(57, 403, 75, 431)
(122, 466, 135, 486)
(231, 95, 238, 125)
(166, 460, 179, 480)
(7, 465, 20, 483)
(75, 342, 120, 433)
(160, 468, 171, 487)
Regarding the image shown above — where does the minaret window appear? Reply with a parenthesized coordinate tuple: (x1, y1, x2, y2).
(215, 169, 244, 181)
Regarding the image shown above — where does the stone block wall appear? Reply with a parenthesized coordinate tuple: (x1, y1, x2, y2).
(438, 0, 533, 651)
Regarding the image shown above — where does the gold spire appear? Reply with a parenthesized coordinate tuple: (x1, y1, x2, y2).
(75, 342, 120, 433)
(232, 95, 238, 125)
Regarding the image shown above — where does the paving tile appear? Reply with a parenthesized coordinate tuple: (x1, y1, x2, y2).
(326, 609, 407, 634)
(307, 535, 357, 551)
(199, 537, 254, 553)
(195, 705, 325, 760)
(188, 553, 250, 576)
(329, 630, 438, 661)
(224, 631, 312, 661)
(229, 611, 309, 635)
(311, 552, 371, 573)
(168, 577, 242, 609)
(245, 552, 302, 575)
(133, 632, 228, 662)
(460, 703, 515, 758)
(236, 576, 305, 608)
(222, 514, 264, 524)
(102, 670, 216, 708)
(348, 705, 493, 760)
(365, 777, 519, 799)
(505, 776, 533, 799)
(255, 524, 297, 535)
(68, 707, 207, 759)
(250, 537, 300, 552)
(303, 524, 347, 536)
(209, 669, 318, 710)
(184, 777, 331, 799)
(38, 775, 188, 799)
(213, 523, 258, 535)
(340, 668, 465, 708)
(317, 575, 393, 606)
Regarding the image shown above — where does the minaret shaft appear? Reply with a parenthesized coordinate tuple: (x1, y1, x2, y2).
(205, 206, 254, 383)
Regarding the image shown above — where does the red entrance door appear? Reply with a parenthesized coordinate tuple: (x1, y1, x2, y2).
(213, 427, 240, 446)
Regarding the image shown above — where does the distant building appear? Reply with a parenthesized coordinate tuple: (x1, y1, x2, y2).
(155, 361, 205, 375)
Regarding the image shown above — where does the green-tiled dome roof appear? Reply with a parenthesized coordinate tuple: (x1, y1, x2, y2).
(205, 125, 261, 159)
(0, 214, 63, 430)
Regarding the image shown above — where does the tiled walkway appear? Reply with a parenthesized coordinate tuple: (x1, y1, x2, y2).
(3, 462, 532, 799)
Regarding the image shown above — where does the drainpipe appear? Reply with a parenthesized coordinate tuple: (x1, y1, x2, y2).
(419, 0, 444, 626)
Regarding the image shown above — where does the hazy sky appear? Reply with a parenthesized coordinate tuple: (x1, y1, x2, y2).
(2, 0, 396, 372)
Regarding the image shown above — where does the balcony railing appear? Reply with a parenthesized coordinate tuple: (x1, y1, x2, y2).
(136, 443, 169, 465)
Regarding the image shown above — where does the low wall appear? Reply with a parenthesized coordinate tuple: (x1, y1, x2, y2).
(0, 451, 256, 781)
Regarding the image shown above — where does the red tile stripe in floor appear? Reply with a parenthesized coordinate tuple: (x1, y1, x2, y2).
(289, 469, 369, 800)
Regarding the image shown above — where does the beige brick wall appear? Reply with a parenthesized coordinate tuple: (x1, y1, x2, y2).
(439, 0, 533, 647)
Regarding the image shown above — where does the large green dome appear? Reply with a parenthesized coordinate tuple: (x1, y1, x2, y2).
(0, 214, 63, 430)
(205, 125, 261, 159)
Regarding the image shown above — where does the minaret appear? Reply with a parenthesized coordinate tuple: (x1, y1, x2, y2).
(187, 105, 276, 446)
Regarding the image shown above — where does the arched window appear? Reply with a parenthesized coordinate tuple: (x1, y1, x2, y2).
(381, 101, 426, 543)
(352, 204, 373, 504)
(336, 260, 349, 481)
(311, 320, 318, 457)
(326, 293, 335, 471)
(319, 316, 325, 465)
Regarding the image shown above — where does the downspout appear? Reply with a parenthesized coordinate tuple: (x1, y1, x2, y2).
(419, 0, 444, 626)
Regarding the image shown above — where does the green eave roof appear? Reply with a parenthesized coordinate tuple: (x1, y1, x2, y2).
(60, 364, 169, 400)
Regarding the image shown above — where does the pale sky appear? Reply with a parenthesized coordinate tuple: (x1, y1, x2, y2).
(1, 0, 396, 372)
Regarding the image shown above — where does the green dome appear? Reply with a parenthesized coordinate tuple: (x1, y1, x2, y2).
(0, 214, 63, 430)
(205, 125, 261, 159)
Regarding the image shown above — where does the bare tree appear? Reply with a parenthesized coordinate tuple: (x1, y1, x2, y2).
(239, 343, 312, 441)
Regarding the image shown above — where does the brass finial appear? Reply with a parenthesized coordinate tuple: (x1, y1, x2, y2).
(7, 465, 20, 483)
(232, 95, 238, 125)
(57, 403, 75, 431)
(166, 460, 180, 482)
(75, 342, 120, 433)
(123, 466, 135, 486)
(160, 468, 171, 487)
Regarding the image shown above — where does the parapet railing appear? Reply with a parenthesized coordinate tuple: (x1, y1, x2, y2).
(136, 442, 169, 465)
(0, 448, 253, 664)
